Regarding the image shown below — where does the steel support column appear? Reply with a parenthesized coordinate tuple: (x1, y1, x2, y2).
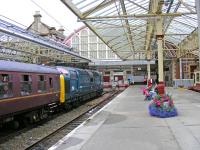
(131, 66, 133, 75)
(172, 58, 177, 80)
(147, 63, 151, 80)
(156, 17, 165, 95)
(157, 17, 164, 82)
(147, 51, 151, 80)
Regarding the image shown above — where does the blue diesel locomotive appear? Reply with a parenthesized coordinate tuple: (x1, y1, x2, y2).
(57, 66, 103, 109)
(0, 60, 103, 127)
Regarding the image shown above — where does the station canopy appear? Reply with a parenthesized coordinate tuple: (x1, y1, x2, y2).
(61, 0, 198, 60)
(0, 16, 90, 64)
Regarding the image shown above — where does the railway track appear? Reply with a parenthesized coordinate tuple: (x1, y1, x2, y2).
(0, 89, 123, 150)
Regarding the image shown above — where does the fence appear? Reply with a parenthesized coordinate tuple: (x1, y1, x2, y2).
(173, 79, 194, 88)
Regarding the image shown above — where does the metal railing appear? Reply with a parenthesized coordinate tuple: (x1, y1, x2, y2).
(173, 79, 194, 88)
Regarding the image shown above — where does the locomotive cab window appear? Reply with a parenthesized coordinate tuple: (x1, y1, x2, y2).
(90, 78, 93, 82)
(20, 75, 32, 96)
(0, 74, 13, 99)
(38, 75, 46, 93)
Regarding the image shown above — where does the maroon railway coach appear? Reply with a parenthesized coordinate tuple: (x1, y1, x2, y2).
(0, 60, 60, 126)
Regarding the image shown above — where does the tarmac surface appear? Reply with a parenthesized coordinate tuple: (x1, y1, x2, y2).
(49, 86, 200, 150)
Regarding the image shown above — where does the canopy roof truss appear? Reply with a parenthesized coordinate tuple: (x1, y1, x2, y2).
(0, 16, 90, 64)
(61, 0, 198, 60)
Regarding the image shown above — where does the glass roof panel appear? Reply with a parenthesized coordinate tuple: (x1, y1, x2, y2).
(62, 0, 198, 60)
(76, 0, 104, 12)
(92, 4, 118, 17)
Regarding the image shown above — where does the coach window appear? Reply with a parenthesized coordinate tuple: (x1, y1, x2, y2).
(53, 77, 59, 91)
(197, 73, 200, 82)
(20, 75, 32, 96)
(49, 77, 53, 91)
(0, 74, 13, 99)
(38, 75, 46, 93)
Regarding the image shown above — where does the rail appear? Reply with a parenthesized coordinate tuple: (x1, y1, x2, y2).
(0, 89, 122, 150)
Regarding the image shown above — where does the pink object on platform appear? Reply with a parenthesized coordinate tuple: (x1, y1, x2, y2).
(157, 81, 165, 95)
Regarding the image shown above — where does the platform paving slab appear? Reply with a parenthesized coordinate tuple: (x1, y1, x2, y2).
(49, 86, 200, 150)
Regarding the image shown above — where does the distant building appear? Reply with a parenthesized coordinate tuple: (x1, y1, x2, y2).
(63, 26, 119, 60)
(27, 11, 65, 42)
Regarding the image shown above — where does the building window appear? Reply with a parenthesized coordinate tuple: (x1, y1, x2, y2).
(20, 75, 32, 96)
(72, 44, 79, 51)
(81, 43, 88, 51)
(89, 35, 97, 43)
(69, 28, 120, 61)
(126, 71, 131, 74)
(134, 52, 140, 59)
(81, 30, 88, 36)
(38, 75, 46, 93)
(81, 51, 88, 57)
(89, 43, 97, 51)
(0, 74, 13, 99)
(98, 43, 106, 51)
(140, 53, 145, 59)
(105, 71, 110, 75)
(90, 51, 97, 59)
(89, 30, 95, 36)
(72, 35, 79, 44)
(107, 50, 115, 58)
(99, 51, 106, 59)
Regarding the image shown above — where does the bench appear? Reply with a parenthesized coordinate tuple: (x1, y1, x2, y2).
(191, 83, 200, 92)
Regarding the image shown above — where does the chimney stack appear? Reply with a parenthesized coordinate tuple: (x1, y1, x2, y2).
(34, 11, 42, 23)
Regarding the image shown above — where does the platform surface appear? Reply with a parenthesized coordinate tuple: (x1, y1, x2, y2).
(49, 86, 200, 150)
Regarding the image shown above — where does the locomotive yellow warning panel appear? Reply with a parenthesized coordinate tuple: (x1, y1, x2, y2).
(60, 74, 65, 103)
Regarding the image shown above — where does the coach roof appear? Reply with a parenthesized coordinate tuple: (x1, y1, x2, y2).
(0, 60, 59, 74)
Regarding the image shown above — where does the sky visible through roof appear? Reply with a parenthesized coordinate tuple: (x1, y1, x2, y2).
(0, 0, 83, 36)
